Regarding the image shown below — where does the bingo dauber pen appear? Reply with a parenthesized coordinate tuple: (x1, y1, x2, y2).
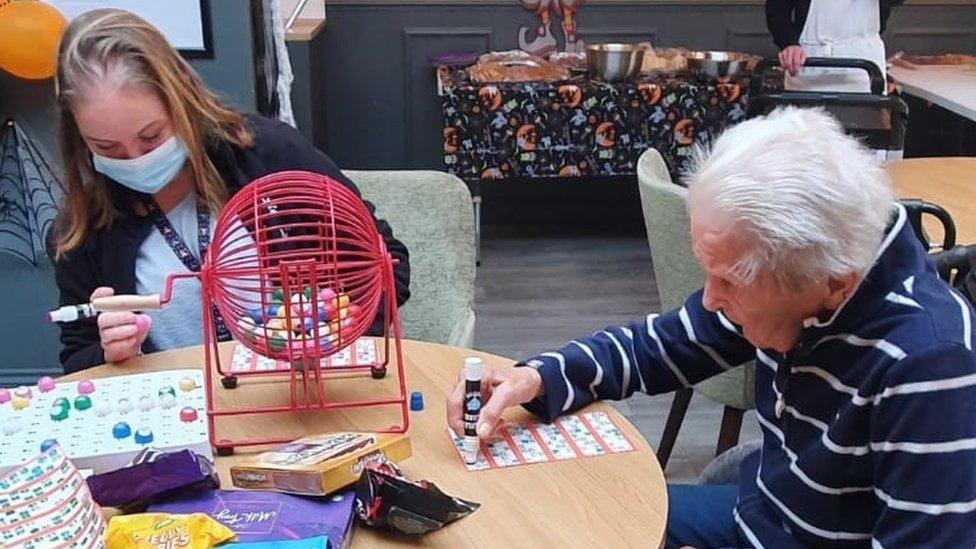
(46, 303, 98, 323)
(462, 357, 484, 465)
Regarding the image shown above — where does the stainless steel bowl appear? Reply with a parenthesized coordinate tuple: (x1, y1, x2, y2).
(686, 50, 747, 79)
(586, 43, 645, 82)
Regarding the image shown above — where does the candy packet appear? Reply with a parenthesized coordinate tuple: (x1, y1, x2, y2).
(105, 512, 235, 548)
(87, 449, 218, 510)
(354, 456, 480, 535)
(149, 489, 355, 547)
(230, 432, 410, 496)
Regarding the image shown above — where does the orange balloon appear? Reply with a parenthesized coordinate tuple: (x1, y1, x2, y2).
(0, 1, 68, 80)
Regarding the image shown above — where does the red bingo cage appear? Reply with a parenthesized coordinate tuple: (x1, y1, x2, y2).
(201, 170, 409, 452)
(109, 170, 409, 454)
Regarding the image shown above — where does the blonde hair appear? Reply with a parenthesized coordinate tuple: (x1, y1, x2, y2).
(52, 8, 252, 259)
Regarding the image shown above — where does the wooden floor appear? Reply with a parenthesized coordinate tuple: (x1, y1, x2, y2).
(473, 232, 760, 482)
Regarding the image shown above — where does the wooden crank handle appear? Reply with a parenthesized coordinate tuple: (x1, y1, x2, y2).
(92, 294, 163, 312)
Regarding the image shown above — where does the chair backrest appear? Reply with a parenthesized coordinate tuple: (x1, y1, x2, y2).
(636, 148, 755, 409)
(930, 244, 976, 308)
(900, 198, 957, 253)
(345, 170, 476, 348)
(636, 148, 704, 311)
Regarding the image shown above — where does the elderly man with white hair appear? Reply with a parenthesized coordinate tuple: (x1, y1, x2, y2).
(447, 107, 976, 547)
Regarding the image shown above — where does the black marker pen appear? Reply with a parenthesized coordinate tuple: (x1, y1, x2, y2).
(462, 357, 484, 465)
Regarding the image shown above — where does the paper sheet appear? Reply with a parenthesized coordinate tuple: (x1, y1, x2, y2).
(230, 339, 379, 373)
(0, 445, 105, 548)
(450, 411, 635, 471)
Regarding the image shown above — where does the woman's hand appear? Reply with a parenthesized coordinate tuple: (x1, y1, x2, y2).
(91, 287, 151, 363)
(778, 45, 807, 76)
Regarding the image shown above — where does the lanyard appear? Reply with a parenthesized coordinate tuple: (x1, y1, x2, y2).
(143, 197, 231, 341)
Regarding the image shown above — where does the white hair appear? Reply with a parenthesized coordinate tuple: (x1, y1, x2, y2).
(686, 107, 895, 287)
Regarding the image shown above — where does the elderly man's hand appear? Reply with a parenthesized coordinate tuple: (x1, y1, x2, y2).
(778, 45, 806, 76)
(446, 362, 543, 440)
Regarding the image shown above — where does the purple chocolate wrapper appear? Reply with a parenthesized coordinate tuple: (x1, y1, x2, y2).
(86, 449, 218, 509)
(149, 489, 356, 547)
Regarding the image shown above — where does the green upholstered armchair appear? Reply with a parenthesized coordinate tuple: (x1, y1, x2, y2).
(635, 149, 756, 468)
(345, 170, 476, 348)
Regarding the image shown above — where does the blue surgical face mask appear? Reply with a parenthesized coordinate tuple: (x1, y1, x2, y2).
(91, 135, 188, 194)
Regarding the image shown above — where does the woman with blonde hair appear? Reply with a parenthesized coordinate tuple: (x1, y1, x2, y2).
(51, 9, 410, 373)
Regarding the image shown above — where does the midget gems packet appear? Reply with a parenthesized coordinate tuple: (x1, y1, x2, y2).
(105, 513, 235, 548)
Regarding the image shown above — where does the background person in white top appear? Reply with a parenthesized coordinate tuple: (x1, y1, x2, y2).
(766, 0, 906, 93)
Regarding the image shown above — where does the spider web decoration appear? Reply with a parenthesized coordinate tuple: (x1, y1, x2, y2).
(0, 119, 65, 267)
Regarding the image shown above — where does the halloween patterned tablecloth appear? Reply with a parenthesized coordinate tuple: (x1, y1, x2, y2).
(438, 66, 749, 181)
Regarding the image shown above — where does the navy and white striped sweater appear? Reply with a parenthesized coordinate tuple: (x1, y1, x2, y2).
(521, 205, 976, 547)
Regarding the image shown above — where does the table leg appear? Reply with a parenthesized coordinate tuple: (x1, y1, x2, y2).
(716, 406, 744, 456)
(473, 194, 482, 266)
(464, 178, 482, 266)
(658, 387, 692, 468)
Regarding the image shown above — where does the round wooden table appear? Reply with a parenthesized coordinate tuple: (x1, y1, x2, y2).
(887, 157, 976, 245)
(64, 339, 668, 548)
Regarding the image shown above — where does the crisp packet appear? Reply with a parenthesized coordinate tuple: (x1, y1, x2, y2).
(105, 513, 235, 548)
(354, 456, 479, 535)
(149, 489, 355, 546)
(87, 449, 218, 509)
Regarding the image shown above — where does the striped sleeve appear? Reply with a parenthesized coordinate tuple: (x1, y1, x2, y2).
(870, 343, 976, 548)
(520, 289, 756, 422)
